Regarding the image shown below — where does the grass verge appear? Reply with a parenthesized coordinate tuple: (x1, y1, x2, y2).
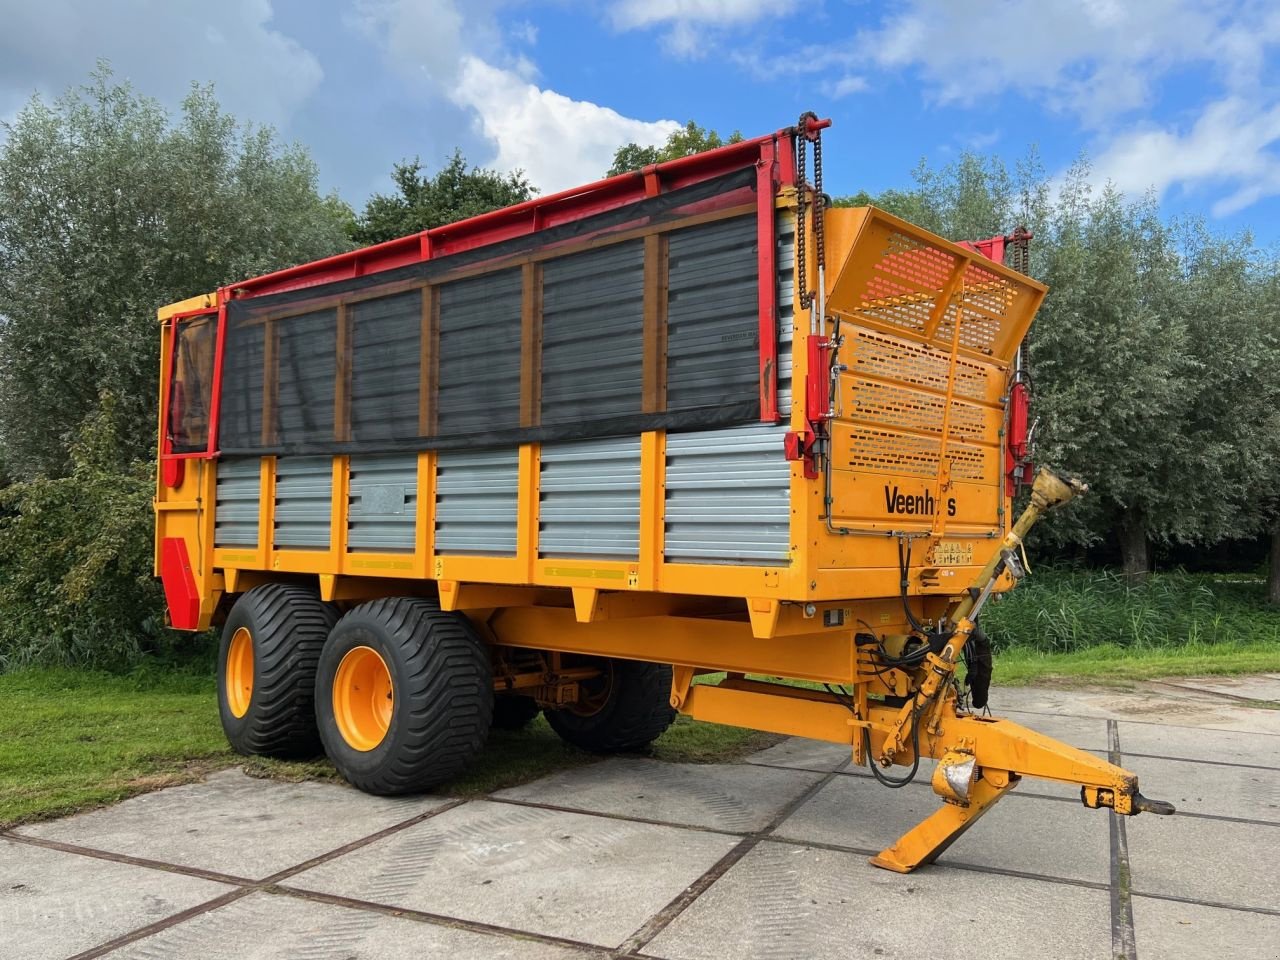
(992, 640, 1280, 685)
(0, 667, 776, 829)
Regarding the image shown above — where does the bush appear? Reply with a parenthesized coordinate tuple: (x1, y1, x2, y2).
(983, 567, 1280, 653)
(0, 397, 195, 670)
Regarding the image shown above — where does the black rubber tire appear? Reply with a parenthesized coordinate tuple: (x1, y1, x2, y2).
(217, 583, 338, 759)
(545, 658, 675, 752)
(491, 694, 541, 731)
(316, 598, 492, 795)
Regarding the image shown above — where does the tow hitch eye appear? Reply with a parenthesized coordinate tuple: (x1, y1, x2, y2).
(1082, 785, 1177, 817)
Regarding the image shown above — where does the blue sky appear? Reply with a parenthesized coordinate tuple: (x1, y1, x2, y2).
(3, 1, 1280, 243)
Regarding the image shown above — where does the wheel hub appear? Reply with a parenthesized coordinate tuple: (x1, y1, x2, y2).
(225, 627, 254, 718)
(333, 645, 394, 751)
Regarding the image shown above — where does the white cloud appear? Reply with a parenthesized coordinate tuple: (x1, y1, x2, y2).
(0, 0, 321, 129)
(854, 0, 1280, 216)
(357, 0, 680, 193)
(858, 0, 1234, 123)
(1091, 97, 1280, 216)
(449, 57, 679, 192)
(610, 0, 801, 57)
(825, 75, 868, 99)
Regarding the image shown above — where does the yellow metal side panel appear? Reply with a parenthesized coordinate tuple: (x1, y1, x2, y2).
(488, 606, 857, 684)
(154, 458, 221, 628)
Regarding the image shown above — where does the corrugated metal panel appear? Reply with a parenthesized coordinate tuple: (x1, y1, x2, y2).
(275, 309, 336, 444)
(218, 323, 265, 451)
(539, 437, 641, 559)
(350, 291, 421, 443)
(666, 215, 759, 409)
(437, 270, 522, 434)
(541, 242, 644, 424)
(664, 424, 790, 564)
(776, 210, 795, 413)
(348, 454, 418, 552)
(274, 456, 333, 549)
(215, 457, 261, 548)
(435, 447, 518, 555)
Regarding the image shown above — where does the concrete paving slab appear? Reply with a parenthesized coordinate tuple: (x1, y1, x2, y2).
(0, 837, 231, 960)
(103, 890, 602, 959)
(1158, 675, 1280, 705)
(744, 737, 851, 772)
(15, 768, 444, 879)
(1119, 720, 1280, 768)
(288, 799, 738, 948)
(1106, 694, 1280, 736)
(1128, 811, 1280, 912)
(989, 683, 1280, 735)
(1120, 754, 1280, 822)
(493, 757, 824, 833)
(982, 684, 1130, 718)
(773, 774, 1110, 883)
(1131, 895, 1280, 960)
(644, 840, 1113, 960)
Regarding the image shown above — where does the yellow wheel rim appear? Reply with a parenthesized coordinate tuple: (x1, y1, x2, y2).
(333, 646, 394, 751)
(226, 627, 254, 719)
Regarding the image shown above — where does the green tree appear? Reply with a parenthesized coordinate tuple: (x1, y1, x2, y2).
(0, 393, 169, 669)
(607, 120, 744, 177)
(837, 148, 1280, 580)
(1030, 176, 1193, 577)
(0, 65, 354, 478)
(351, 151, 535, 246)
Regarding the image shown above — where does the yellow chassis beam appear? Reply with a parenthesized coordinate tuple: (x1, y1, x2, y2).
(680, 677, 1171, 873)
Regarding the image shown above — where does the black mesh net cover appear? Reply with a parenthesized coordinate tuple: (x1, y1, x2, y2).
(217, 169, 771, 456)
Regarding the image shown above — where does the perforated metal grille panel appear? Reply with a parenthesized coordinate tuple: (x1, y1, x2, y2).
(846, 378, 987, 442)
(833, 216, 1042, 364)
(348, 454, 418, 552)
(274, 456, 332, 549)
(841, 426, 989, 482)
(214, 457, 260, 547)
(435, 447, 518, 555)
(839, 328, 1000, 483)
(847, 328, 990, 401)
(664, 424, 790, 564)
(539, 437, 641, 559)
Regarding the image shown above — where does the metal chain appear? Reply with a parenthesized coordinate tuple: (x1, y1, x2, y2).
(796, 114, 811, 310)
(813, 124, 825, 278)
(795, 111, 825, 312)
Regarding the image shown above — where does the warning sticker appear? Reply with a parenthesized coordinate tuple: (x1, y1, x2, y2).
(933, 541, 974, 566)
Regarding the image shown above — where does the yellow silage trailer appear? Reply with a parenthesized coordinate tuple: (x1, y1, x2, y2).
(154, 116, 1172, 872)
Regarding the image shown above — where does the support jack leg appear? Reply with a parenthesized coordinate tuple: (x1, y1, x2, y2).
(870, 774, 1015, 873)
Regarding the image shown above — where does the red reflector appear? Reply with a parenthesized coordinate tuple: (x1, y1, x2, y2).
(161, 458, 185, 488)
